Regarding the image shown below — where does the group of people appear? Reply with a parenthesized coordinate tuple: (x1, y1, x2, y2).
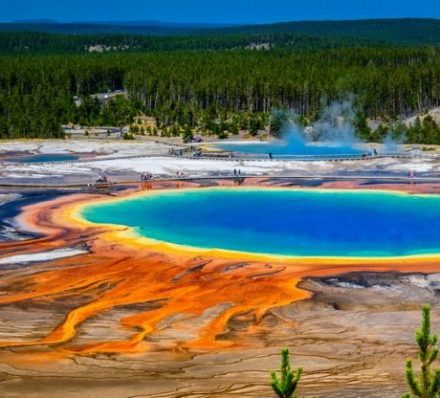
(233, 169, 245, 185)
(96, 175, 109, 183)
(169, 148, 184, 156)
(192, 148, 202, 158)
(176, 170, 186, 179)
(361, 149, 378, 158)
(189, 136, 203, 143)
(140, 172, 153, 181)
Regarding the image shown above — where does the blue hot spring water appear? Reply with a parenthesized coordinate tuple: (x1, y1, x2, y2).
(217, 141, 364, 156)
(81, 188, 440, 258)
(216, 136, 364, 156)
(5, 153, 79, 163)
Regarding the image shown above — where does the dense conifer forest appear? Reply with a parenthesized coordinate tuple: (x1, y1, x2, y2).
(0, 31, 379, 54)
(2, 18, 440, 44)
(1, 22, 440, 143)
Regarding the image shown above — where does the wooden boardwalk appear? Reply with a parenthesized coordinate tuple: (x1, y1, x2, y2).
(2, 152, 438, 166)
(2, 151, 439, 189)
(1, 174, 440, 189)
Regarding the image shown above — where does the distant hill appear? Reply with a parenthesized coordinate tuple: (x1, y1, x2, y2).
(0, 18, 440, 45)
(11, 19, 235, 28)
(73, 20, 236, 28)
(0, 20, 236, 36)
(12, 19, 59, 24)
(222, 18, 440, 45)
(0, 22, 196, 36)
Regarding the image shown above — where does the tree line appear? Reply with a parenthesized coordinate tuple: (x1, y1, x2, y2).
(2, 18, 440, 45)
(1, 47, 440, 142)
(0, 31, 380, 54)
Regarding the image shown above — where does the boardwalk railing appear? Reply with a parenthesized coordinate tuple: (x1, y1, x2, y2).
(1, 174, 440, 189)
(2, 151, 438, 166)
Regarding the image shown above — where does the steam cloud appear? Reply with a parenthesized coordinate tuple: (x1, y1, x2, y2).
(276, 100, 401, 154)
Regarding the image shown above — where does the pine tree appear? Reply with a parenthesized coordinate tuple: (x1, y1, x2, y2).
(269, 110, 289, 138)
(354, 110, 371, 141)
(271, 348, 303, 398)
(402, 305, 440, 398)
(182, 124, 193, 143)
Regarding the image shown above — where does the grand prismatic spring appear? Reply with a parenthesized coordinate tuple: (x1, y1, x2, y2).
(81, 188, 440, 258)
(2, 180, 440, 398)
(3, 9, 440, 398)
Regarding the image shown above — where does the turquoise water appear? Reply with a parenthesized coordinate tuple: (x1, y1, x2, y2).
(217, 141, 365, 157)
(5, 154, 79, 163)
(81, 188, 440, 258)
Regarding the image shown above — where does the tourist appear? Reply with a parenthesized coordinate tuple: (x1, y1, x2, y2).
(142, 172, 152, 181)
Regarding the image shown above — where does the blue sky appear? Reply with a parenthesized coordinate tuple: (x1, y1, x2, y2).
(1, 0, 439, 24)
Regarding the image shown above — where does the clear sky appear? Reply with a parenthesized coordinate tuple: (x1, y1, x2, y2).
(1, 0, 439, 24)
